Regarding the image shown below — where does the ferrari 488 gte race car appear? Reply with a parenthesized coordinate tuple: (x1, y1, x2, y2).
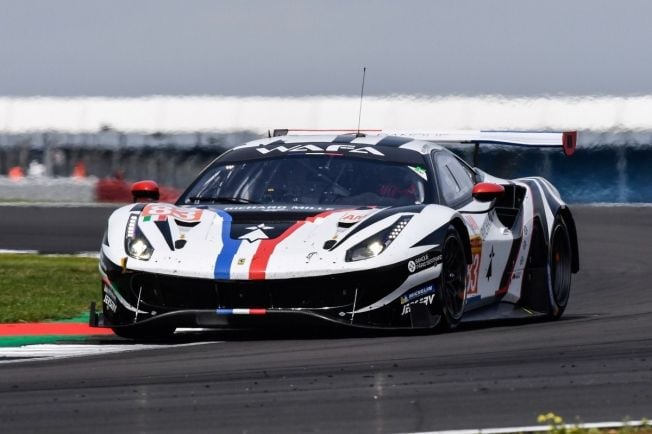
(91, 130, 579, 339)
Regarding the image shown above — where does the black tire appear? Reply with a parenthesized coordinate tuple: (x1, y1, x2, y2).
(438, 226, 468, 330)
(112, 324, 176, 341)
(547, 215, 572, 318)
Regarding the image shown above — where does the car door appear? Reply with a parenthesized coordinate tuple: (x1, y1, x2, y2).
(432, 151, 515, 307)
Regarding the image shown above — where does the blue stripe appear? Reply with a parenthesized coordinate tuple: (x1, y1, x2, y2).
(216, 309, 233, 315)
(213, 209, 242, 280)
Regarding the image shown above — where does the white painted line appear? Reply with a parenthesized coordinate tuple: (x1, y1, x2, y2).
(580, 202, 652, 207)
(0, 249, 39, 254)
(0, 202, 121, 208)
(0, 341, 220, 364)
(401, 420, 650, 434)
(0, 250, 99, 257)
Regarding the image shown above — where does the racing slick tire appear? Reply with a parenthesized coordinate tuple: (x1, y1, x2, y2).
(438, 225, 468, 330)
(547, 215, 572, 319)
(112, 324, 176, 341)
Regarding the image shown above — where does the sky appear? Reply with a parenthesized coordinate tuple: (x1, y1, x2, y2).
(1, 0, 651, 97)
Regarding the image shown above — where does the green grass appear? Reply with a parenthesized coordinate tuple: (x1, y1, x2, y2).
(0, 254, 99, 323)
(536, 413, 651, 434)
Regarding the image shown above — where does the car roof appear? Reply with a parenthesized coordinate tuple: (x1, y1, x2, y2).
(231, 134, 451, 155)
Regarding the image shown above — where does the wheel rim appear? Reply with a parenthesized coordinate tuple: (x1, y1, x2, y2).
(551, 225, 571, 308)
(443, 235, 466, 320)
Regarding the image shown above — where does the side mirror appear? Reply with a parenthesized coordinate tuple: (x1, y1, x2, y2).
(131, 180, 160, 202)
(472, 182, 505, 202)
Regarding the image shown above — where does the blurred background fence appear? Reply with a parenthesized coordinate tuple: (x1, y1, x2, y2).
(0, 130, 651, 203)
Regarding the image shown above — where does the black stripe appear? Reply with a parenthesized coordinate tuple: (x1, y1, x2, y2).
(329, 205, 425, 251)
(411, 225, 447, 248)
(521, 179, 549, 246)
(333, 135, 356, 143)
(496, 209, 524, 298)
(154, 220, 175, 251)
(375, 136, 414, 147)
(537, 178, 562, 209)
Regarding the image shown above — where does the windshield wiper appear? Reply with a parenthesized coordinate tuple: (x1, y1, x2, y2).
(188, 196, 259, 204)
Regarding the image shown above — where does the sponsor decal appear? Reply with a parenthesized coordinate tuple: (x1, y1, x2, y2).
(142, 204, 203, 223)
(464, 215, 480, 232)
(401, 294, 436, 316)
(222, 205, 334, 212)
(237, 257, 246, 266)
(103, 294, 117, 313)
(409, 165, 428, 180)
(400, 283, 437, 305)
(255, 143, 384, 156)
(305, 251, 318, 262)
(238, 223, 274, 243)
(480, 212, 493, 239)
(339, 213, 364, 224)
(407, 252, 442, 274)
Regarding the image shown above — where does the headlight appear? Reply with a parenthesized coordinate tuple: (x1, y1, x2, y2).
(125, 214, 154, 260)
(345, 215, 412, 261)
(127, 237, 154, 260)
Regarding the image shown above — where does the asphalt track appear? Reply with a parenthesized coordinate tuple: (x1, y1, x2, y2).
(1, 204, 652, 433)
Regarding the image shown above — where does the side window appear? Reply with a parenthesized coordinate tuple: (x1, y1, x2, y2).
(433, 152, 475, 206)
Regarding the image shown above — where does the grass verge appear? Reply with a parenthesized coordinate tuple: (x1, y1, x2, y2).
(0, 254, 98, 323)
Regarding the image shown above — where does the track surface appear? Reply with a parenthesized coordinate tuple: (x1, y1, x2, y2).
(0, 203, 115, 253)
(1, 205, 652, 433)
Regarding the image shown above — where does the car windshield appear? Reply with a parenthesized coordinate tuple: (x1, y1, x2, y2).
(179, 155, 431, 206)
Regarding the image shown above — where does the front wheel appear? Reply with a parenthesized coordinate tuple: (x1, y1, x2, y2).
(438, 226, 468, 330)
(547, 215, 572, 318)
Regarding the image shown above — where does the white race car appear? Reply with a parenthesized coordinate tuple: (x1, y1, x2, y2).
(90, 130, 579, 339)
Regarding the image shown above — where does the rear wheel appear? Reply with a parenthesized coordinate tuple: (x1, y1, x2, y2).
(548, 215, 572, 318)
(438, 226, 468, 330)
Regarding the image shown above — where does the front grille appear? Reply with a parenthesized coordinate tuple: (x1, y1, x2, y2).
(128, 266, 406, 311)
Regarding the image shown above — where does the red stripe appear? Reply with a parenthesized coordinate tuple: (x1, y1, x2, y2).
(0, 323, 114, 337)
(249, 309, 267, 315)
(248, 211, 336, 280)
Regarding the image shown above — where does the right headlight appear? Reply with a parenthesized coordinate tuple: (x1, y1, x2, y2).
(345, 215, 412, 262)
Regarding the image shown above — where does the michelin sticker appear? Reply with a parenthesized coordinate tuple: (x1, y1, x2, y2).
(400, 283, 437, 305)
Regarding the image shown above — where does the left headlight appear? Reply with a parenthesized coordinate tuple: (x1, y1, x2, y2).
(126, 236, 154, 260)
(345, 215, 412, 262)
(124, 214, 154, 260)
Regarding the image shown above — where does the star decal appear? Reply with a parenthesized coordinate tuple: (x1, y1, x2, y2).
(238, 223, 274, 243)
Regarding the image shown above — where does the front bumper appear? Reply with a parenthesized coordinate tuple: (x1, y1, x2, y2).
(96, 249, 443, 330)
(89, 302, 424, 331)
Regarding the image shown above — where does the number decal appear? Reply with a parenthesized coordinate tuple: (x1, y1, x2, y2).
(142, 204, 203, 222)
(466, 236, 482, 295)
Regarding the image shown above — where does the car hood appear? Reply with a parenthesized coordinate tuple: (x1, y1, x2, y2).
(103, 202, 455, 280)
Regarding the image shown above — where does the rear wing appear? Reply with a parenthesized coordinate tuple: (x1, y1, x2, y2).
(385, 130, 577, 157)
(271, 129, 577, 157)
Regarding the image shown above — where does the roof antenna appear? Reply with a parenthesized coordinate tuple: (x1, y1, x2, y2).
(356, 67, 366, 137)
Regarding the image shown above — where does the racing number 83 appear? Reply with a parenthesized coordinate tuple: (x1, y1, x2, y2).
(142, 204, 203, 222)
